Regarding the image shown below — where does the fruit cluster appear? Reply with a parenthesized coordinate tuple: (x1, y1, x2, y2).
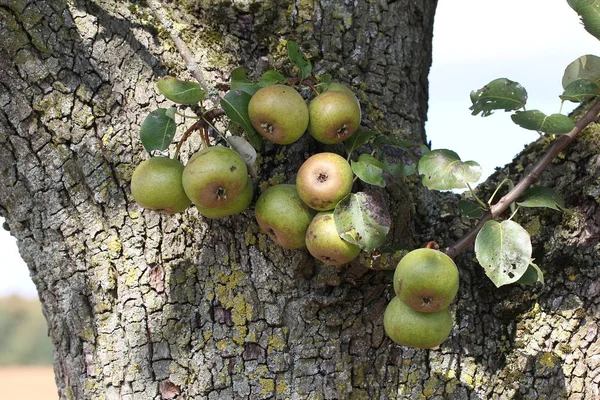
(384, 248, 459, 349)
(131, 81, 365, 265)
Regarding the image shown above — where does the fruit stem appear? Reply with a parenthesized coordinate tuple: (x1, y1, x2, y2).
(175, 111, 202, 120)
(303, 80, 320, 96)
(487, 177, 512, 205)
(445, 98, 600, 260)
(202, 116, 228, 142)
(466, 183, 488, 210)
(173, 120, 202, 160)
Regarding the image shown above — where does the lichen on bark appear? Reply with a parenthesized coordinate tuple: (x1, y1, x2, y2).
(1, 0, 599, 399)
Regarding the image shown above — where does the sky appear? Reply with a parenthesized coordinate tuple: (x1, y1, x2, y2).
(1, 0, 598, 298)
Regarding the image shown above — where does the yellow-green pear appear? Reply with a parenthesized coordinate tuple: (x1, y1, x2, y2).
(393, 248, 459, 313)
(308, 90, 361, 144)
(196, 179, 254, 219)
(296, 152, 353, 211)
(248, 84, 309, 145)
(182, 145, 248, 208)
(305, 211, 360, 265)
(255, 184, 316, 249)
(131, 157, 191, 214)
(384, 297, 453, 349)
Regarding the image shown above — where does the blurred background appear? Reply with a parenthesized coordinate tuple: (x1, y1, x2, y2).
(0, 1, 597, 399)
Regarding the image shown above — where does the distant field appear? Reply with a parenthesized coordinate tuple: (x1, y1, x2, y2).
(0, 366, 57, 399)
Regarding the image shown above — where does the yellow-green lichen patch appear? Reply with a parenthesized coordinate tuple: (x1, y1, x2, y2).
(538, 351, 558, 369)
(267, 328, 288, 353)
(259, 378, 275, 395)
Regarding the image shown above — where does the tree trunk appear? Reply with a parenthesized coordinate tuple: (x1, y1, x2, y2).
(0, 1, 598, 399)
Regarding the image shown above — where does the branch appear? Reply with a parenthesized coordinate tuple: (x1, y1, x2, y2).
(147, 0, 210, 93)
(445, 99, 600, 259)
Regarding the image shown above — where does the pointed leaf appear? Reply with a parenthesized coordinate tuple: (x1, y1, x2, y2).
(140, 108, 176, 152)
(351, 154, 386, 187)
(418, 149, 482, 190)
(318, 73, 333, 85)
(230, 67, 260, 95)
(560, 79, 600, 102)
(517, 262, 545, 286)
(470, 78, 528, 117)
(382, 153, 416, 177)
(510, 110, 574, 134)
(220, 90, 263, 150)
(568, 0, 600, 41)
(373, 136, 429, 156)
(287, 41, 312, 81)
(475, 220, 532, 287)
(344, 128, 376, 156)
(562, 54, 600, 89)
(334, 191, 391, 252)
(156, 76, 206, 105)
(517, 186, 565, 211)
(258, 71, 288, 87)
(458, 199, 484, 219)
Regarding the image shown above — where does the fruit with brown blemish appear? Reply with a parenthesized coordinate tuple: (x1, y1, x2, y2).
(196, 178, 254, 219)
(131, 157, 191, 214)
(296, 152, 353, 211)
(305, 211, 360, 265)
(182, 145, 249, 208)
(307, 89, 361, 144)
(384, 296, 453, 349)
(248, 84, 309, 145)
(254, 184, 316, 249)
(393, 248, 459, 313)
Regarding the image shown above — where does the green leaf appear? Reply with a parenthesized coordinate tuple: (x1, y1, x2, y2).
(317, 73, 333, 85)
(562, 54, 600, 89)
(372, 136, 430, 157)
(458, 199, 484, 219)
(560, 79, 600, 102)
(230, 67, 260, 95)
(517, 262, 545, 286)
(258, 71, 288, 87)
(510, 110, 574, 134)
(156, 76, 206, 105)
(220, 90, 263, 150)
(164, 106, 177, 120)
(334, 192, 391, 252)
(351, 154, 386, 187)
(517, 186, 565, 211)
(287, 41, 312, 81)
(568, 0, 600, 41)
(418, 149, 482, 190)
(474, 220, 533, 287)
(382, 153, 416, 177)
(470, 78, 528, 117)
(140, 108, 176, 152)
(344, 128, 376, 156)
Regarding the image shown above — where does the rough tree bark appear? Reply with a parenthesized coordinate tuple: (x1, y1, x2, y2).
(0, 1, 599, 399)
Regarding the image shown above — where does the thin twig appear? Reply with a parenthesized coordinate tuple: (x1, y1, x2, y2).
(147, 0, 210, 93)
(173, 120, 202, 160)
(445, 99, 600, 259)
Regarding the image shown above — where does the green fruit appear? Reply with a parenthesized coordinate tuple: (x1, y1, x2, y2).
(296, 152, 353, 211)
(182, 146, 248, 208)
(325, 82, 360, 105)
(308, 90, 361, 144)
(196, 178, 254, 219)
(131, 157, 191, 214)
(248, 84, 309, 145)
(305, 211, 360, 265)
(393, 248, 459, 313)
(255, 184, 316, 249)
(384, 297, 453, 349)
